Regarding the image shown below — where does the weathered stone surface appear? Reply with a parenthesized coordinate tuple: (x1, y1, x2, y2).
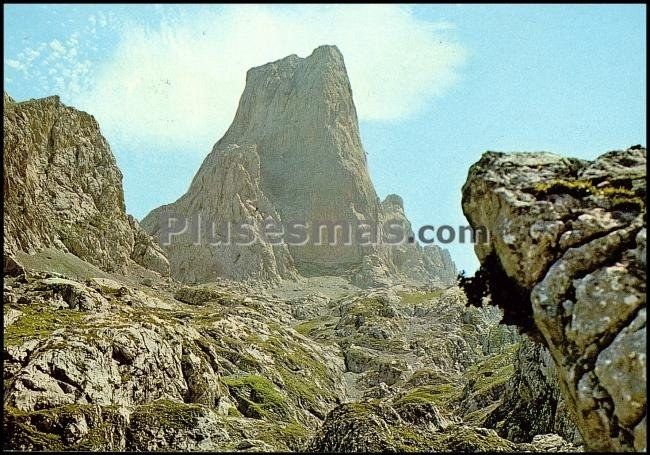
(3, 93, 169, 276)
(307, 400, 578, 452)
(462, 147, 646, 451)
(142, 144, 296, 284)
(4, 261, 579, 452)
(3, 49, 587, 452)
(3, 272, 347, 451)
(484, 337, 582, 444)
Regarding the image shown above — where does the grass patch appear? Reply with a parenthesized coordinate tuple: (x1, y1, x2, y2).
(462, 345, 517, 396)
(295, 317, 326, 335)
(3, 406, 65, 451)
(4, 305, 86, 346)
(532, 179, 644, 212)
(395, 384, 460, 408)
(610, 196, 645, 212)
(254, 335, 335, 416)
(345, 297, 387, 317)
(4, 404, 125, 451)
(397, 290, 444, 305)
(259, 422, 310, 451)
(222, 374, 291, 421)
(131, 399, 205, 429)
(533, 179, 593, 198)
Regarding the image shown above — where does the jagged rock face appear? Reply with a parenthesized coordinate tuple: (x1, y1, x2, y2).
(379, 194, 457, 286)
(142, 46, 454, 286)
(143, 46, 380, 282)
(3, 260, 347, 451)
(3, 94, 169, 276)
(222, 45, 381, 271)
(462, 147, 646, 451)
(142, 145, 296, 284)
(307, 401, 578, 452)
(484, 337, 582, 444)
(5, 259, 579, 451)
(423, 246, 457, 284)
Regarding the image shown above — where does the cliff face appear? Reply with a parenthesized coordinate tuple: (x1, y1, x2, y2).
(3, 93, 169, 276)
(143, 46, 455, 286)
(379, 194, 457, 286)
(223, 45, 380, 273)
(142, 46, 379, 283)
(462, 146, 646, 451)
(484, 337, 581, 444)
(141, 144, 297, 284)
(3, 79, 578, 452)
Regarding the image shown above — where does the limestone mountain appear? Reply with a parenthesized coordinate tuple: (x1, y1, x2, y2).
(141, 144, 297, 283)
(461, 146, 646, 451)
(3, 93, 169, 276)
(142, 46, 456, 286)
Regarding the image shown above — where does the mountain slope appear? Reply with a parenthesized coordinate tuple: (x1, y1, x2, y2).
(3, 93, 169, 276)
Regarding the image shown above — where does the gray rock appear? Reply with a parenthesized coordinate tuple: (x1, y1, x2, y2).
(141, 48, 454, 288)
(3, 93, 169, 276)
(462, 146, 646, 451)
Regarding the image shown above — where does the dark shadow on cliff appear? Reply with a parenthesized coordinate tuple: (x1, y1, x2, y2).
(458, 254, 542, 341)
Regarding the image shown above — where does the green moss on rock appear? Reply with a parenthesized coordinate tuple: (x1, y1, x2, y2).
(397, 289, 444, 305)
(533, 178, 645, 212)
(395, 384, 460, 408)
(131, 399, 205, 429)
(259, 422, 310, 451)
(222, 374, 292, 420)
(4, 305, 86, 346)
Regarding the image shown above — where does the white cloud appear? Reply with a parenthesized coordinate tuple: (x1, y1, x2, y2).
(6, 5, 465, 154)
(5, 59, 25, 70)
(49, 39, 66, 54)
(71, 5, 465, 152)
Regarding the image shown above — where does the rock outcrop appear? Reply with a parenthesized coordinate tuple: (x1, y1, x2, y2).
(484, 337, 582, 444)
(379, 194, 457, 286)
(3, 264, 346, 451)
(142, 46, 455, 287)
(141, 144, 296, 284)
(4, 52, 591, 453)
(3, 93, 169, 276)
(462, 146, 646, 451)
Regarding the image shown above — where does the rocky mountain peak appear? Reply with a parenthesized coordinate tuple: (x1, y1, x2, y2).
(382, 194, 405, 211)
(4, 91, 15, 105)
(143, 46, 456, 286)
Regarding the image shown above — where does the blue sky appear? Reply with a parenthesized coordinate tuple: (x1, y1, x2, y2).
(4, 4, 646, 273)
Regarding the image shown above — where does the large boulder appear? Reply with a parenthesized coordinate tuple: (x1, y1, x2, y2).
(462, 146, 646, 451)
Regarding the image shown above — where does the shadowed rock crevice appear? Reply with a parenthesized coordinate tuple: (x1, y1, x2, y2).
(459, 253, 537, 337)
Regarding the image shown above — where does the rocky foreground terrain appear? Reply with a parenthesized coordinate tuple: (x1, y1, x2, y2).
(3, 253, 580, 451)
(3, 45, 646, 452)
